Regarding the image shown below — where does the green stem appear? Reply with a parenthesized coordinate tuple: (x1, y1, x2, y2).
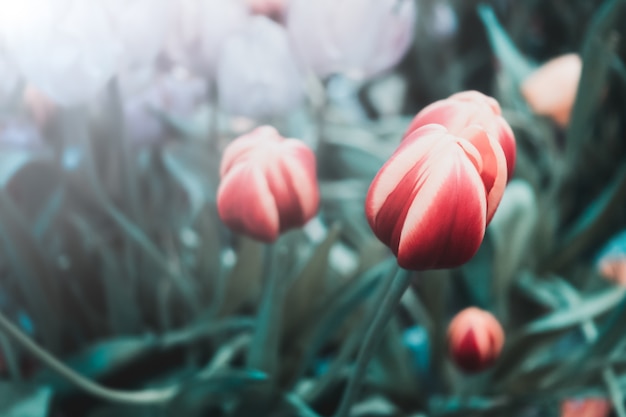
(0, 311, 178, 405)
(246, 244, 287, 376)
(333, 266, 413, 417)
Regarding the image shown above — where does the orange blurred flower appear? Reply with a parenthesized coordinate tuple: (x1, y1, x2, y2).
(561, 398, 611, 417)
(520, 53, 582, 128)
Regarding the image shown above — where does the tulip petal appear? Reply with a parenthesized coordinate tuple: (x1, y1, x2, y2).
(396, 145, 487, 269)
(459, 125, 508, 224)
(366, 125, 487, 270)
(217, 164, 279, 242)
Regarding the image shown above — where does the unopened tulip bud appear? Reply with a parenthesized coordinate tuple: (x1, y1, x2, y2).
(521, 54, 582, 128)
(217, 126, 319, 242)
(448, 307, 504, 373)
(405, 91, 515, 223)
(596, 230, 626, 286)
(216, 16, 304, 118)
(366, 122, 508, 270)
(287, 0, 416, 79)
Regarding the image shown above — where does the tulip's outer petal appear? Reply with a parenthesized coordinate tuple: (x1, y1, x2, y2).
(0, 0, 122, 106)
(220, 126, 282, 176)
(287, 0, 416, 79)
(448, 307, 504, 373)
(405, 90, 515, 187)
(459, 126, 507, 223)
(218, 126, 319, 241)
(366, 125, 487, 270)
(521, 53, 582, 128)
(218, 164, 280, 242)
(217, 16, 304, 118)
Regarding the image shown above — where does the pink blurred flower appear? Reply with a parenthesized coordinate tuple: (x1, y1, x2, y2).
(217, 126, 319, 242)
(520, 53, 582, 128)
(216, 16, 304, 118)
(448, 307, 505, 373)
(287, 0, 416, 79)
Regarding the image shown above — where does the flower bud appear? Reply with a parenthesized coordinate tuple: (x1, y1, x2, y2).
(596, 230, 626, 286)
(287, 0, 416, 79)
(167, 0, 249, 77)
(521, 54, 582, 128)
(366, 123, 507, 270)
(448, 307, 504, 373)
(405, 91, 515, 223)
(216, 16, 304, 119)
(217, 126, 319, 242)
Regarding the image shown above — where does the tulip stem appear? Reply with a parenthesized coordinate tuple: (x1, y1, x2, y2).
(0, 309, 178, 405)
(333, 265, 413, 417)
(247, 243, 286, 377)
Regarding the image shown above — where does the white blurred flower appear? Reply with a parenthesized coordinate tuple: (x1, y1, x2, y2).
(166, 0, 249, 78)
(102, 0, 173, 69)
(0, 118, 45, 149)
(0, 0, 123, 106)
(121, 68, 206, 145)
(216, 16, 304, 119)
(428, 2, 457, 39)
(287, 0, 416, 79)
(0, 44, 20, 103)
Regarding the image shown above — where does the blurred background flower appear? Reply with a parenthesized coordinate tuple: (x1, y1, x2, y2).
(216, 16, 305, 119)
(166, 0, 249, 78)
(287, 0, 416, 79)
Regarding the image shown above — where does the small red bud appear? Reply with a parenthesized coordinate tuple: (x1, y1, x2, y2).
(447, 307, 504, 373)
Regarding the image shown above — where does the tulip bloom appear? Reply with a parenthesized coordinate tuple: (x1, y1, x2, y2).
(217, 126, 319, 242)
(287, 0, 416, 79)
(521, 54, 582, 128)
(447, 307, 504, 373)
(366, 122, 508, 270)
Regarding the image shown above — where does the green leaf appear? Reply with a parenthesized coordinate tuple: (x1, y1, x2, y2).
(0, 382, 52, 417)
(218, 237, 265, 317)
(477, 4, 536, 85)
(565, 0, 625, 166)
(282, 223, 341, 336)
(34, 337, 158, 394)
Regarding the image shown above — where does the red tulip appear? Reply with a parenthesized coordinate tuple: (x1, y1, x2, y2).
(217, 126, 319, 242)
(366, 122, 507, 270)
(405, 91, 515, 219)
(447, 307, 504, 373)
